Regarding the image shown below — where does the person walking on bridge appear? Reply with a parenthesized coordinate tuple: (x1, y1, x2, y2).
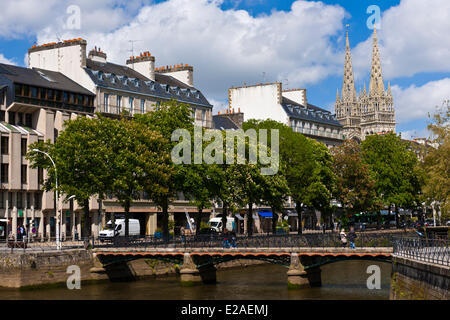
(348, 227, 357, 249)
(340, 229, 347, 248)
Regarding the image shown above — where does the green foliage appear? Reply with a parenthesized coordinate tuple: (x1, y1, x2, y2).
(423, 102, 450, 220)
(361, 133, 424, 209)
(331, 140, 380, 214)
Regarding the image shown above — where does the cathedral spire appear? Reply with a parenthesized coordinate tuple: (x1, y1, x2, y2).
(387, 81, 392, 96)
(336, 88, 340, 102)
(342, 29, 357, 102)
(369, 27, 385, 96)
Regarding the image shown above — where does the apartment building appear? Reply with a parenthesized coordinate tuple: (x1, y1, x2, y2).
(228, 83, 344, 148)
(0, 63, 96, 240)
(25, 39, 214, 237)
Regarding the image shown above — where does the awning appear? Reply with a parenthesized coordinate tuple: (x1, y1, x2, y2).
(235, 214, 244, 221)
(258, 211, 272, 218)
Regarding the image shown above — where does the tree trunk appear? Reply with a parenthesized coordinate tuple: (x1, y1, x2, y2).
(271, 207, 277, 235)
(83, 199, 90, 247)
(125, 200, 130, 237)
(195, 208, 202, 235)
(221, 203, 228, 234)
(162, 198, 169, 241)
(395, 204, 400, 229)
(376, 211, 381, 230)
(247, 203, 253, 236)
(297, 202, 303, 235)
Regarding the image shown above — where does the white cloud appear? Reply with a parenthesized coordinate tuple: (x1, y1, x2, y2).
(399, 128, 431, 140)
(392, 78, 450, 124)
(32, 0, 346, 99)
(0, 0, 152, 38)
(0, 53, 15, 65)
(352, 0, 450, 80)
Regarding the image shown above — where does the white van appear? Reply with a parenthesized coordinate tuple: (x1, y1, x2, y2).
(99, 219, 140, 240)
(208, 217, 235, 233)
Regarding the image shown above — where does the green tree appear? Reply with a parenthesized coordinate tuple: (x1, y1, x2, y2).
(423, 102, 450, 221)
(108, 117, 170, 236)
(331, 140, 381, 226)
(27, 116, 115, 241)
(361, 133, 424, 228)
(135, 100, 194, 240)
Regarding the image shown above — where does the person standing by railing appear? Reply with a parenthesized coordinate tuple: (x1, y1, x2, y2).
(348, 227, 357, 249)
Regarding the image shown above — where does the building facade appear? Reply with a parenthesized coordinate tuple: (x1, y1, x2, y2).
(0, 63, 97, 240)
(22, 39, 215, 238)
(335, 29, 396, 141)
(228, 83, 344, 148)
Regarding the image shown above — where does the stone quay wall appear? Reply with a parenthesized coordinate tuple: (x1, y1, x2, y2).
(390, 255, 449, 300)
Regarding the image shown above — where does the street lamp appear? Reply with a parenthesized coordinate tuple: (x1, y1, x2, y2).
(31, 149, 61, 250)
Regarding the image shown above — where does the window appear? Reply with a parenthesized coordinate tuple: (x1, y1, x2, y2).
(0, 192, 3, 209)
(55, 90, 62, 101)
(25, 114, 32, 128)
(23, 85, 29, 97)
(69, 93, 75, 104)
(117, 95, 122, 113)
(38, 167, 43, 185)
(34, 193, 41, 209)
(17, 193, 23, 209)
(201, 109, 206, 122)
(8, 112, 15, 125)
(21, 138, 27, 156)
(104, 94, 109, 112)
(26, 193, 31, 209)
(21, 165, 27, 184)
(39, 88, 46, 99)
(140, 99, 145, 113)
(63, 92, 69, 103)
(17, 113, 23, 126)
(0, 111, 5, 122)
(30, 87, 38, 98)
(47, 89, 54, 100)
(191, 108, 196, 119)
(1, 136, 8, 155)
(129, 97, 134, 113)
(1, 164, 8, 183)
(14, 84, 22, 96)
(77, 95, 82, 105)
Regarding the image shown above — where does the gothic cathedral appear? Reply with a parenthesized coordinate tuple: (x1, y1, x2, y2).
(335, 28, 396, 142)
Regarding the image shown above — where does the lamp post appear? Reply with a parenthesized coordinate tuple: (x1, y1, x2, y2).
(32, 149, 60, 249)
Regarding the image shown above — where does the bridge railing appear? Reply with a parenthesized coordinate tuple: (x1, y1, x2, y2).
(393, 237, 450, 266)
(93, 232, 408, 250)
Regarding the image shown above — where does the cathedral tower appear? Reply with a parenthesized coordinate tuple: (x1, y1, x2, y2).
(335, 30, 361, 141)
(335, 28, 395, 141)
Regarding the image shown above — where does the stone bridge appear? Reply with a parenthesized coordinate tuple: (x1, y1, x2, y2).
(93, 247, 392, 288)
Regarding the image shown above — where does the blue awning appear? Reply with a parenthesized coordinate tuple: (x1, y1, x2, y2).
(258, 211, 272, 218)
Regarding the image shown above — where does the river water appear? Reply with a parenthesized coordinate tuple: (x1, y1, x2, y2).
(0, 260, 391, 300)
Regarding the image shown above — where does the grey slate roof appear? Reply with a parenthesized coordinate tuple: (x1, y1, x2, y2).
(85, 59, 212, 108)
(281, 97, 342, 127)
(212, 115, 240, 130)
(0, 63, 94, 95)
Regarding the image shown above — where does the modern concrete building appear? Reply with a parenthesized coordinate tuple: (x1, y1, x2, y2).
(0, 63, 96, 241)
(228, 83, 344, 147)
(25, 38, 214, 238)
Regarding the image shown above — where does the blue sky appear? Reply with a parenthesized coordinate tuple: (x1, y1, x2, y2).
(1, 0, 449, 139)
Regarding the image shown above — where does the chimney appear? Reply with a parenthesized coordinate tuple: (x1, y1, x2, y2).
(155, 63, 194, 87)
(126, 51, 155, 81)
(88, 47, 107, 63)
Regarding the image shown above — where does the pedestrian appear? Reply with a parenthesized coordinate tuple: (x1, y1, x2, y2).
(340, 229, 347, 248)
(32, 225, 37, 242)
(180, 226, 185, 243)
(17, 226, 22, 241)
(229, 229, 237, 248)
(222, 228, 230, 248)
(348, 227, 357, 249)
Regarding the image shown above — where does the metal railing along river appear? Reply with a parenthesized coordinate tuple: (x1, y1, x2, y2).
(393, 237, 450, 266)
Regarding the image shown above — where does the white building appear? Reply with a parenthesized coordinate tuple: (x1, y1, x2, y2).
(228, 83, 344, 147)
